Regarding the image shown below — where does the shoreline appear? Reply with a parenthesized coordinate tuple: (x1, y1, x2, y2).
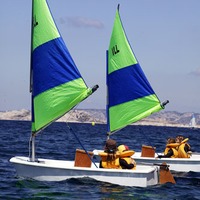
(1, 118, 198, 130)
(0, 109, 199, 129)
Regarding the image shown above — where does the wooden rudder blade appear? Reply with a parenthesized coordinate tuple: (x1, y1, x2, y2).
(159, 162, 176, 184)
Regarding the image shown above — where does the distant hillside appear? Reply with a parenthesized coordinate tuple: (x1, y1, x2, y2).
(137, 111, 199, 128)
(0, 109, 199, 128)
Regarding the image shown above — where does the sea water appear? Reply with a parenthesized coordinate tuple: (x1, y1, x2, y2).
(1, 120, 200, 199)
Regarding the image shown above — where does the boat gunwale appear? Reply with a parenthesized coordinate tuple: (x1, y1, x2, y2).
(10, 156, 158, 174)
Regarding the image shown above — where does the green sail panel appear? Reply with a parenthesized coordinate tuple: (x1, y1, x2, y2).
(109, 95, 163, 132)
(32, 0, 60, 50)
(108, 9, 137, 75)
(107, 5, 165, 134)
(32, 79, 92, 132)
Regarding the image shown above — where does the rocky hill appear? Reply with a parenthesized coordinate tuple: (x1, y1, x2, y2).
(0, 109, 199, 128)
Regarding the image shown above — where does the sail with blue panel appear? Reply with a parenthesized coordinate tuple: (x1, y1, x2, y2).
(31, 0, 98, 133)
(107, 5, 168, 134)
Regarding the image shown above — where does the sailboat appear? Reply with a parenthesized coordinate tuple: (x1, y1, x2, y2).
(104, 9, 200, 173)
(93, 5, 176, 186)
(96, 4, 200, 174)
(189, 113, 196, 129)
(133, 144, 200, 172)
(10, 1, 174, 187)
(131, 107, 200, 169)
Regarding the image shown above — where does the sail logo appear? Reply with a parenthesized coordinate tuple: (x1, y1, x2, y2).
(112, 45, 120, 56)
(33, 15, 38, 27)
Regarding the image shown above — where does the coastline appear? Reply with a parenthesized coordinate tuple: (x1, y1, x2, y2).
(0, 109, 199, 128)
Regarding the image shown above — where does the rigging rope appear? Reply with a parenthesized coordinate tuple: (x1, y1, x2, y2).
(66, 122, 98, 168)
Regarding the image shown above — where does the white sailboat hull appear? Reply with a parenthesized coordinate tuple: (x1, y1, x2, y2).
(10, 156, 159, 187)
(133, 152, 200, 172)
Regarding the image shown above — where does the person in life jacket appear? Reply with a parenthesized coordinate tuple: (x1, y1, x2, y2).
(99, 139, 120, 169)
(175, 135, 192, 158)
(117, 145, 136, 169)
(157, 138, 179, 158)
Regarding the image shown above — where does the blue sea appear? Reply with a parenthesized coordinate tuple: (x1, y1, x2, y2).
(1, 120, 200, 199)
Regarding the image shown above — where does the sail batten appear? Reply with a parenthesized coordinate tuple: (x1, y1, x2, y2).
(107, 5, 166, 133)
(31, 0, 96, 133)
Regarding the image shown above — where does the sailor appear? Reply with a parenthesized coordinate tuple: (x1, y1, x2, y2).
(118, 145, 136, 169)
(175, 135, 192, 158)
(157, 138, 178, 158)
(175, 135, 185, 144)
(99, 139, 120, 169)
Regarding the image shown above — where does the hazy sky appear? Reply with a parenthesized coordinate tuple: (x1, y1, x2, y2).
(1, 0, 200, 113)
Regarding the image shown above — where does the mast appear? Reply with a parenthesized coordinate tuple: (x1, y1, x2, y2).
(106, 50, 110, 137)
(30, 0, 34, 93)
(30, 0, 35, 161)
(31, 134, 36, 161)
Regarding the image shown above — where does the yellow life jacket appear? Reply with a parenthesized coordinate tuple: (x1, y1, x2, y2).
(164, 143, 179, 158)
(177, 138, 190, 158)
(119, 150, 135, 158)
(98, 152, 120, 169)
(181, 138, 189, 144)
(121, 157, 136, 170)
(166, 143, 180, 149)
(119, 151, 136, 170)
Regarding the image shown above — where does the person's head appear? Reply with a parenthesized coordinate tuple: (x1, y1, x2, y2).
(175, 135, 184, 143)
(167, 138, 176, 144)
(118, 145, 129, 153)
(104, 139, 117, 153)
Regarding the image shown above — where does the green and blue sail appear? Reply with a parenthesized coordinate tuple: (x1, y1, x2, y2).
(107, 5, 167, 134)
(31, 0, 95, 133)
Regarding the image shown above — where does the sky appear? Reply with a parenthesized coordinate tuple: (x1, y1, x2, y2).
(1, 0, 200, 113)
